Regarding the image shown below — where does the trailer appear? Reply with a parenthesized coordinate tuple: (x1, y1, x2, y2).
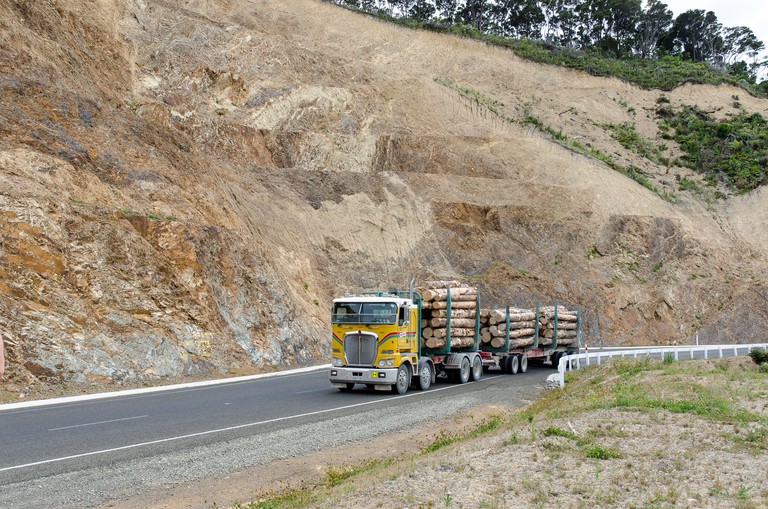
(480, 304, 582, 374)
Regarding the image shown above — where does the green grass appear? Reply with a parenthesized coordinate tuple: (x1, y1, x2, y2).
(602, 122, 668, 166)
(662, 107, 768, 193)
(421, 414, 505, 453)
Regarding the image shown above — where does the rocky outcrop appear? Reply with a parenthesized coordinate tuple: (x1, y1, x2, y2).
(1, 0, 766, 389)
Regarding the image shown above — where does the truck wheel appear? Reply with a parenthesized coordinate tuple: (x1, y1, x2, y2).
(470, 355, 483, 382)
(518, 354, 528, 373)
(551, 351, 562, 368)
(510, 354, 520, 375)
(458, 356, 471, 384)
(392, 364, 411, 395)
(415, 362, 432, 391)
(338, 383, 355, 392)
(500, 356, 511, 373)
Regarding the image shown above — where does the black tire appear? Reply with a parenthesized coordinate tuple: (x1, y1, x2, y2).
(551, 351, 562, 369)
(518, 354, 528, 373)
(458, 356, 471, 384)
(502, 355, 514, 373)
(392, 364, 411, 394)
(510, 354, 520, 375)
(414, 362, 432, 391)
(338, 383, 355, 392)
(470, 355, 483, 382)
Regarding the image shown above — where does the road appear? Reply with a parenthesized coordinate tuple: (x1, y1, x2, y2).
(0, 365, 553, 508)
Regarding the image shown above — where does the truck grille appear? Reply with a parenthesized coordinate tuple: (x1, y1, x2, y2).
(344, 332, 377, 366)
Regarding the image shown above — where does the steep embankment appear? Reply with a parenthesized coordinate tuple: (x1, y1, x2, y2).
(0, 0, 766, 391)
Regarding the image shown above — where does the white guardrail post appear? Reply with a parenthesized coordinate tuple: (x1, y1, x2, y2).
(558, 343, 767, 388)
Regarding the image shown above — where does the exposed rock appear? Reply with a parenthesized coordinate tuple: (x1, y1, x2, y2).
(0, 0, 767, 390)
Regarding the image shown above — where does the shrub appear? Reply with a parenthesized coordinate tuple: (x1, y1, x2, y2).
(749, 347, 768, 365)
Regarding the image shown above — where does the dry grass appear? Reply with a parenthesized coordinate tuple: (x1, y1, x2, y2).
(240, 357, 768, 509)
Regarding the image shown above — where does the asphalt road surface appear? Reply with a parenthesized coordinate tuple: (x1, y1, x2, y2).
(0, 365, 553, 507)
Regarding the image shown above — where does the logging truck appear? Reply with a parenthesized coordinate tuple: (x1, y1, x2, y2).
(329, 280, 581, 394)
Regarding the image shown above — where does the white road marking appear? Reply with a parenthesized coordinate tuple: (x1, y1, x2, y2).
(0, 364, 333, 413)
(294, 388, 329, 394)
(49, 415, 149, 431)
(0, 375, 503, 473)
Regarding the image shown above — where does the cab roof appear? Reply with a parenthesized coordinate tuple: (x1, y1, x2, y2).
(333, 295, 414, 306)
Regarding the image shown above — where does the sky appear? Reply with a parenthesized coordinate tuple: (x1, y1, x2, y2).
(659, 0, 768, 78)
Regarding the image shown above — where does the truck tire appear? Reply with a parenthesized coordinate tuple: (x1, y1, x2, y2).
(393, 364, 411, 395)
(458, 356, 471, 384)
(510, 354, 520, 375)
(414, 362, 432, 391)
(518, 354, 528, 373)
(551, 351, 562, 369)
(470, 355, 483, 382)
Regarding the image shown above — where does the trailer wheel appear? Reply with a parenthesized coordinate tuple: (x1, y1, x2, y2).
(338, 383, 355, 392)
(414, 362, 432, 391)
(500, 356, 511, 373)
(470, 355, 483, 382)
(518, 354, 528, 373)
(551, 351, 562, 369)
(392, 364, 411, 394)
(510, 354, 520, 375)
(458, 356, 471, 384)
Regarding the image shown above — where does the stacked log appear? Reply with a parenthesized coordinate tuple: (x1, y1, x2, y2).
(480, 307, 540, 350)
(538, 306, 579, 346)
(419, 281, 478, 350)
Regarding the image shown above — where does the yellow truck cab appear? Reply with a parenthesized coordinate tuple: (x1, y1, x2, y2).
(329, 290, 428, 394)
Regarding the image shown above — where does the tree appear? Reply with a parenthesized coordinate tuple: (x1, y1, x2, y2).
(457, 0, 492, 31)
(720, 26, 765, 66)
(634, 0, 672, 58)
(663, 9, 722, 62)
(491, 0, 546, 39)
(408, 0, 437, 20)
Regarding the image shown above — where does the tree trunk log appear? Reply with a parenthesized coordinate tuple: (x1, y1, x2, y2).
(430, 301, 477, 310)
(431, 327, 476, 338)
(430, 309, 476, 319)
(429, 317, 476, 328)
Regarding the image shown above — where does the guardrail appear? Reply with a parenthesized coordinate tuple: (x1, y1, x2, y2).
(556, 343, 768, 388)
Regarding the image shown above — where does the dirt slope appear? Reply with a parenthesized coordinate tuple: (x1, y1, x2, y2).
(1, 0, 767, 391)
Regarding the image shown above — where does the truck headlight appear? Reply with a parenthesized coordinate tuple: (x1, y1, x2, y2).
(332, 358, 343, 366)
(378, 360, 386, 367)
(386, 359, 394, 367)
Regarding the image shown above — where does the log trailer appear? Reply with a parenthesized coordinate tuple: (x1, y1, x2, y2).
(329, 281, 581, 394)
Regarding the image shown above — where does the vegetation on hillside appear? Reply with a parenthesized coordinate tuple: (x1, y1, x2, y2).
(658, 106, 768, 192)
(328, 0, 767, 95)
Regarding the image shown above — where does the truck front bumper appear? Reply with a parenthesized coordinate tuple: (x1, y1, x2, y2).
(329, 367, 398, 386)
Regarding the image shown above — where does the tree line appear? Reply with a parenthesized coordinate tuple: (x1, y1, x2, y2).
(331, 0, 766, 84)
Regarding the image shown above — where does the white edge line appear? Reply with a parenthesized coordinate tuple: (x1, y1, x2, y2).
(49, 415, 150, 432)
(0, 375, 504, 473)
(0, 364, 332, 412)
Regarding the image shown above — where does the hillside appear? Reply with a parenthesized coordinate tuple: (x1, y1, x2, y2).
(1, 0, 767, 392)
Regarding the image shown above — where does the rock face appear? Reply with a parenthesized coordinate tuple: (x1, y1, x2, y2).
(0, 0, 767, 387)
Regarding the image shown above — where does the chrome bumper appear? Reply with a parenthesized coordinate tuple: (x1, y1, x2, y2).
(329, 367, 398, 385)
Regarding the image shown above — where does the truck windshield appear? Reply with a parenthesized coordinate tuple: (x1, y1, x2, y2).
(332, 302, 397, 324)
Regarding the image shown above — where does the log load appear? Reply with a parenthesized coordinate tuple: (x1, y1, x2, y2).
(479, 306, 543, 352)
(480, 304, 580, 351)
(418, 283, 479, 350)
